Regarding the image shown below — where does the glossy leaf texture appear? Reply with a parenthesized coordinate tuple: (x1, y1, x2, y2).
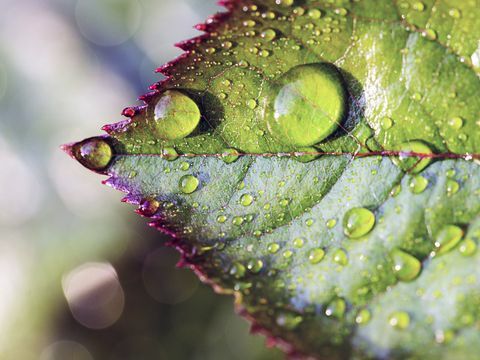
(66, 0, 480, 359)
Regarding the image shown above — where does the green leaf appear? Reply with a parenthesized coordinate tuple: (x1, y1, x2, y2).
(66, 0, 480, 358)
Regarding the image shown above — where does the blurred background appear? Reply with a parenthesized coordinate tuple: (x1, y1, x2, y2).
(0, 0, 282, 359)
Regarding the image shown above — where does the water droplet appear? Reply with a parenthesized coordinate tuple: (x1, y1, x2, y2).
(232, 216, 244, 226)
(283, 250, 293, 259)
(421, 28, 437, 40)
(409, 175, 429, 194)
(343, 208, 376, 239)
(395, 140, 433, 173)
(162, 147, 179, 161)
(267, 63, 347, 147)
(268, 243, 280, 254)
(217, 215, 227, 223)
(221, 148, 240, 164)
(305, 218, 314, 227)
(261, 28, 277, 41)
(308, 9, 322, 19)
(230, 262, 246, 278)
(247, 259, 263, 273)
(326, 219, 337, 228)
(391, 249, 421, 281)
(333, 249, 348, 266)
(448, 8, 461, 19)
(325, 298, 346, 318)
(276, 312, 302, 330)
(389, 311, 410, 330)
(247, 99, 258, 109)
(153, 90, 201, 140)
(293, 238, 304, 248)
(280, 199, 290, 207)
(240, 194, 254, 206)
(179, 162, 190, 171)
(434, 225, 463, 256)
(137, 198, 160, 217)
(459, 238, 477, 256)
(390, 184, 402, 197)
(355, 309, 371, 325)
(446, 179, 460, 196)
(72, 137, 113, 171)
(179, 175, 199, 194)
(334, 7, 348, 16)
(412, 1, 425, 11)
(308, 248, 325, 264)
(448, 116, 464, 130)
(381, 117, 394, 130)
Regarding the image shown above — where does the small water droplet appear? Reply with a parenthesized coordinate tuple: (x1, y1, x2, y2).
(434, 225, 463, 256)
(446, 179, 460, 196)
(137, 198, 160, 217)
(412, 1, 425, 11)
(391, 249, 421, 281)
(217, 215, 227, 223)
(355, 309, 371, 325)
(459, 238, 477, 256)
(308, 248, 325, 264)
(162, 147, 179, 161)
(230, 263, 246, 278)
(448, 8, 461, 19)
(333, 249, 348, 266)
(247, 99, 258, 109)
(421, 28, 437, 40)
(326, 219, 337, 228)
(448, 116, 464, 129)
(221, 148, 240, 164)
(409, 175, 429, 194)
(179, 162, 190, 171)
(240, 194, 254, 206)
(395, 141, 433, 173)
(308, 9, 322, 19)
(268, 243, 280, 254)
(276, 312, 302, 330)
(232, 216, 244, 226)
(381, 117, 394, 130)
(293, 237, 304, 248)
(343, 208, 376, 238)
(261, 28, 277, 41)
(247, 259, 264, 273)
(179, 175, 199, 194)
(388, 311, 410, 330)
(325, 298, 346, 318)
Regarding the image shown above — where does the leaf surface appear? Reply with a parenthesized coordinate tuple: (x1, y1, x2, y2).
(66, 0, 480, 358)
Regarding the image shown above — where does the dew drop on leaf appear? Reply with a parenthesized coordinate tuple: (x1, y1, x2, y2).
(355, 309, 372, 325)
(308, 248, 325, 264)
(434, 225, 464, 256)
(343, 208, 376, 239)
(391, 248, 422, 281)
(325, 298, 346, 318)
(395, 140, 433, 174)
(459, 238, 477, 256)
(153, 90, 201, 140)
(240, 194, 254, 206)
(409, 175, 429, 194)
(446, 179, 460, 196)
(389, 311, 410, 330)
(161, 147, 179, 161)
(72, 137, 113, 171)
(333, 249, 348, 266)
(267, 63, 347, 147)
(179, 175, 200, 194)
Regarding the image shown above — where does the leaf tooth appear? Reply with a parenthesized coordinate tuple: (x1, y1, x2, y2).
(138, 90, 159, 103)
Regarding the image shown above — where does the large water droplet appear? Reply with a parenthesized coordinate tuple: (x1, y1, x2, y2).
(343, 208, 376, 239)
(153, 90, 200, 140)
(267, 63, 347, 147)
(179, 175, 200, 194)
(333, 249, 348, 266)
(71, 137, 113, 171)
(391, 249, 421, 281)
(434, 225, 464, 256)
(459, 238, 477, 256)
